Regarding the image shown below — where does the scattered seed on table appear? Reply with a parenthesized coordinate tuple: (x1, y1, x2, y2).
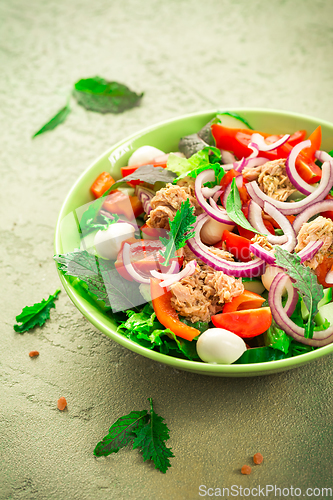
(241, 465, 252, 475)
(57, 397, 67, 411)
(29, 351, 39, 358)
(253, 452, 263, 464)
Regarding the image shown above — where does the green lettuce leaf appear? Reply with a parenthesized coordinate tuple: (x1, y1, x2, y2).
(73, 77, 143, 113)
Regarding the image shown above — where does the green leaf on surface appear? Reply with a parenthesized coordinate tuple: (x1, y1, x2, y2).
(54, 250, 143, 312)
(73, 77, 143, 114)
(159, 198, 196, 265)
(14, 290, 61, 333)
(32, 103, 71, 138)
(226, 178, 262, 234)
(132, 398, 174, 473)
(274, 246, 324, 339)
(94, 410, 149, 457)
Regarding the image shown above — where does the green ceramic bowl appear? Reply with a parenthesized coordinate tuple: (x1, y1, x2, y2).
(54, 108, 333, 377)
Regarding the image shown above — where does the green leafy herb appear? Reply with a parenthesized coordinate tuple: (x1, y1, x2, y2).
(264, 319, 292, 354)
(54, 250, 143, 312)
(226, 178, 262, 234)
(178, 133, 208, 158)
(167, 146, 221, 178)
(132, 398, 174, 473)
(159, 199, 196, 265)
(109, 164, 176, 192)
(234, 346, 287, 364)
(32, 103, 71, 138)
(94, 410, 149, 456)
(94, 398, 173, 473)
(274, 228, 284, 236)
(14, 290, 61, 333)
(73, 77, 143, 114)
(80, 211, 119, 235)
(275, 246, 324, 338)
(216, 111, 253, 130)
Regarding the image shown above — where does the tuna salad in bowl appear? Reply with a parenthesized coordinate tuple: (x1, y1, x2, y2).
(54, 109, 333, 377)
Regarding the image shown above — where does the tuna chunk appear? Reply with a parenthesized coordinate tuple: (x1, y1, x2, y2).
(170, 264, 244, 323)
(146, 180, 203, 230)
(295, 216, 333, 269)
(243, 158, 296, 201)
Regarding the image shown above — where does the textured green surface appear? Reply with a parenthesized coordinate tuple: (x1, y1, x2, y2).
(1, 0, 333, 498)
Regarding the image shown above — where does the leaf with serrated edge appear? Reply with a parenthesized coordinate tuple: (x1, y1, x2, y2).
(14, 290, 61, 333)
(94, 410, 149, 457)
(275, 246, 324, 338)
(132, 398, 174, 473)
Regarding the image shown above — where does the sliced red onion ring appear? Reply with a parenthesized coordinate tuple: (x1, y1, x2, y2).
(247, 200, 287, 245)
(212, 189, 223, 202)
(122, 243, 150, 284)
(149, 260, 180, 278)
(187, 214, 266, 277)
(269, 273, 333, 347)
(195, 169, 234, 225)
(315, 150, 333, 163)
(249, 243, 276, 265)
(220, 150, 237, 164)
(201, 185, 222, 198)
(99, 211, 138, 229)
(151, 260, 197, 288)
(296, 240, 323, 263)
(285, 140, 317, 195)
(135, 186, 155, 215)
(250, 133, 290, 151)
(263, 201, 296, 251)
(293, 199, 333, 234)
(246, 160, 333, 215)
(222, 175, 243, 208)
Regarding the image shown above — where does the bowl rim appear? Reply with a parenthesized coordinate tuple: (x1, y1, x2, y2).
(54, 107, 333, 376)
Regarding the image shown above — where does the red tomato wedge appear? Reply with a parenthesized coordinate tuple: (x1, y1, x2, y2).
(223, 290, 266, 313)
(114, 239, 183, 282)
(150, 278, 199, 341)
(315, 257, 333, 288)
(90, 172, 115, 198)
(222, 230, 252, 262)
(103, 190, 143, 220)
(211, 307, 272, 338)
(141, 223, 168, 240)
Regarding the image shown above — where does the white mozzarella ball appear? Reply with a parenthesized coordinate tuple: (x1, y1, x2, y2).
(127, 146, 165, 166)
(94, 223, 135, 260)
(200, 217, 235, 245)
(196, 328, 246, 364)
(261, 265, 281, 291)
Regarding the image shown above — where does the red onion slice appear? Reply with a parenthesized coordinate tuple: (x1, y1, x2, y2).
(154, 260, 197, 288)
(247, 200, 288, 245)
(249, 243, 276, 265)
(315, 150, 333, 164)
(195, 169, 234, 224)
(263, 202, 296, 251)
(296, 240, 323, 263)
(285, 140, 317, 195)
(293, 199, 333, 234)
(269, 273, 333, 346)
(250, 133, 290, 151)
(150, 260, 180, 279)
(201, 185, 222, 198)
(135, 186, 155, 215)
(122, 243, 150, 284)
(187, 214, 266, 277)
(246, 160, 333, 215)
(325, 269, 333, 284)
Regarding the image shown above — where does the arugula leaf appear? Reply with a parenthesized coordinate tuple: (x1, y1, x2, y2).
(32, 103, 71, 138)
(73, 77, 143, 114)
(54, 250, 143, 312)
(14, 290, 61, 333)
(159, 199, 196, 265)
(132, 398, 174, 473)
(274, 246, 324, 338)
(94, 410, 149, 457)
(226, 178, 262, 234)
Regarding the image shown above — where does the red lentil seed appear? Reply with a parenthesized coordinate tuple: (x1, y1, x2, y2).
(253, 452, 263, 464)
(57, 397, 67, 411)
(29, 351, 39, 357)
(241, 465, 252, 475)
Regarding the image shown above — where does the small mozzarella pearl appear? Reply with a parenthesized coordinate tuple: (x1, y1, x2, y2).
(196, 328, 246, 364)
(94, 223, 135, 260)
(127, 146, 165, 166)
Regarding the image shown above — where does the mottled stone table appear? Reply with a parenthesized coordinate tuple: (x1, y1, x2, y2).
(1, 0, 333, 498)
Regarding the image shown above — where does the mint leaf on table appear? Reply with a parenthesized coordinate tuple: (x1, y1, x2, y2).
(14, 290, 61, 333)
(159, 198, 196, 266)
(73, 77, 143, 113)
(132, 398, 174, 473)
(226, 178, 262, 234)
(94, 410, 149, 457)
(274, 246, 324, 339)
(54, 250, 143, 312)
(32, 103, 71, 138)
